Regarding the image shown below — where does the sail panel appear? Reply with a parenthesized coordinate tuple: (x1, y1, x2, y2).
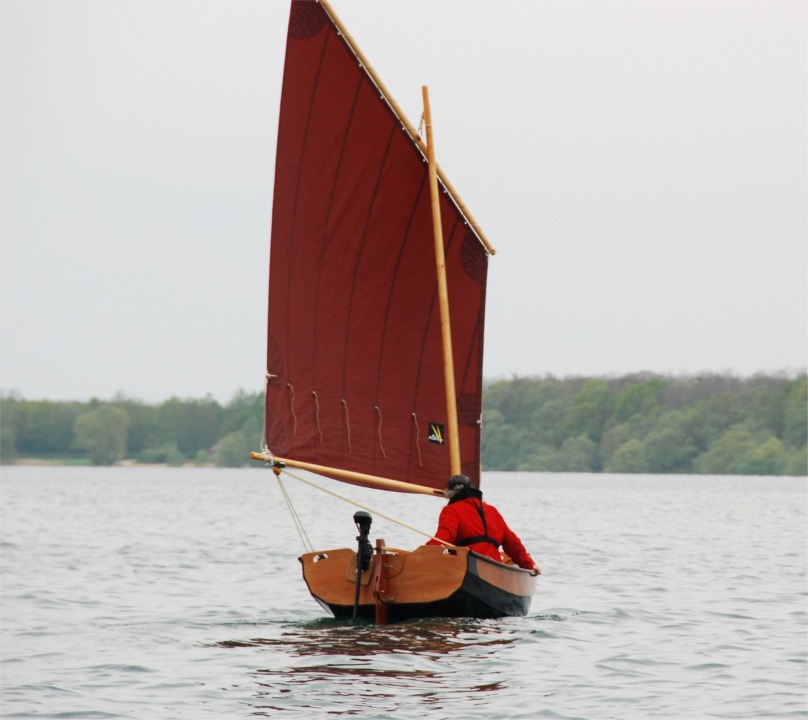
(265, 0, 488, 491)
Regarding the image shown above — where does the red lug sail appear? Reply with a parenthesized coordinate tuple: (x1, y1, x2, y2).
(264, 0, 489, 491)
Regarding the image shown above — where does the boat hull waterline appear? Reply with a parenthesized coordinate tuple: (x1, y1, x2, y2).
(299, 544, 536, 622)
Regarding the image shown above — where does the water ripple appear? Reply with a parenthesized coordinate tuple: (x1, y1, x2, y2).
(2, 468, 806, 719)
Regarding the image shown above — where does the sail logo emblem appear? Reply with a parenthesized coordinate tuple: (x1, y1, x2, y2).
(428, 423, 445, 445)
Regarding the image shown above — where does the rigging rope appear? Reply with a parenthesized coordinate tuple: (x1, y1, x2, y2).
(273, 465, 440, 546)
(274, 471, 315, 553)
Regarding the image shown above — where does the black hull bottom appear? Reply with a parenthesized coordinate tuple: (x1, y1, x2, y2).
(325, 563, 532, 622)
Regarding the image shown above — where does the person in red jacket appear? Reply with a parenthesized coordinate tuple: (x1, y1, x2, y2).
(427, 474, 540, 572)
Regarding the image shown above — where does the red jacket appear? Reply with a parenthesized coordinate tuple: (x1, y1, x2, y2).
(427, 493, 536, 570)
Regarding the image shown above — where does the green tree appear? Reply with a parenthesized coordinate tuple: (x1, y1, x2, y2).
(612, 377, 664, 422)
(782, 378, 807, 448)
(216, 431, 251, 467)
(223, 390, 264, 435)
(481, 410, 528, 471)
(12, 400, 84, 457)
(157, 396, 224, 456)
(530, 397, 574, 449)
(783, 447, 807, 476)
(703, 392, 745, 436)
(0, 395, 18, 462)
(730, 437, 786, 475)
(644, 412, 698, 473)
(606, 438, 648, 473)
(164, 442, 186, 467)
(556, 435, 598, 472)
(563, 379, 614, 443)
(74, 406, 129, 465)
(600, 422, 635, 468)
(136, 442, 185, 465)
(518, 445, 559, 472)
(697, 427, 756, 474)
(676, 401, 720, 456)
(111, 396, 157, 457)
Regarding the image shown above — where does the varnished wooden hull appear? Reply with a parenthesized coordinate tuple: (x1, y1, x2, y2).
(299, 544, 535, 622)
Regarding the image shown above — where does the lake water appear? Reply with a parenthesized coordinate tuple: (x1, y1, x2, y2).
(1, 466, 806, 719)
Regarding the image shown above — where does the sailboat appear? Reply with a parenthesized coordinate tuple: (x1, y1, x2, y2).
(251, 0, 537, 623)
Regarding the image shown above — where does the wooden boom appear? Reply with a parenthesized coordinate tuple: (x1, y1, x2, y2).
(249, 452, 447, 497)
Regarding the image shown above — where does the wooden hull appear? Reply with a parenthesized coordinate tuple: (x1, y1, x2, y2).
(299, 544, 535, 622)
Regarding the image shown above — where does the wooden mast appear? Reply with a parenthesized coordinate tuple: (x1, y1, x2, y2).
(422, 86, 461, 478)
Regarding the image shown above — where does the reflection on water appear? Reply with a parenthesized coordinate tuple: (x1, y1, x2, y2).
(213, 617, 519, 657)
(211, 619, 529, 717)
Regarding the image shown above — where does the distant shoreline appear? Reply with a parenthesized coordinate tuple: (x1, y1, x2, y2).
(3, 459, 805, 478)
(2, 458, 219, 469)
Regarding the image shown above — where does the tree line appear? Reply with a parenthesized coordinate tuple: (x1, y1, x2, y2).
(0, 390, 264, 468)
(0, 373, 805, 475)
(482, 373, 806, 475)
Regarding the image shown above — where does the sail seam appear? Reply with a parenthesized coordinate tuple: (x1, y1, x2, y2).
(312, 391, 324, 445)
(412, 413, 423, 467)
(342, 399, 352, 453)
(262, 371, 273, 451)
(287, 383, 298, 437)
(374, 405, 387, 459)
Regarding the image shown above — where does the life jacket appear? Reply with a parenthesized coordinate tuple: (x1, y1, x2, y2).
(429, 486, 537, 569)
(446, 487, 498, 549)
(448, 487, 499, 550)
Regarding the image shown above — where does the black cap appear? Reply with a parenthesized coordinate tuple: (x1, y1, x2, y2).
(447, 474, 471, 490)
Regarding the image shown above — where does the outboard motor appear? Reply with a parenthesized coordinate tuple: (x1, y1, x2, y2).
(352, 511, 373, 621)
(354, 511, 373, 571)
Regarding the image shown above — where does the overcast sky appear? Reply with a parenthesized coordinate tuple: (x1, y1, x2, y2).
(2, 0, 805, 404)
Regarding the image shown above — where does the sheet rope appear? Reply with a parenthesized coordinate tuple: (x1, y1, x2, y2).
(274, 472, 314, 552)
(271, 465, 446, 551)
